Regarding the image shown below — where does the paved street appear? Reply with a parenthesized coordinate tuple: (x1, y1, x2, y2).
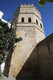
(0, 76, 15, 80)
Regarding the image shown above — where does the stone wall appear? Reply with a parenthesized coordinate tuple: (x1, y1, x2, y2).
(16, 33, 53, 80)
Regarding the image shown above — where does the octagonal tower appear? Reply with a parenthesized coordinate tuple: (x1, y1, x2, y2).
(4, 4, 45, 77)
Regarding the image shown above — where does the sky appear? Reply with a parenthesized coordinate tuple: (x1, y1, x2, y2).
(0, 0, 53, 37)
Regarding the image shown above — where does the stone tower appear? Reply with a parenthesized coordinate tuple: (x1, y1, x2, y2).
(4, 4, 45, 77)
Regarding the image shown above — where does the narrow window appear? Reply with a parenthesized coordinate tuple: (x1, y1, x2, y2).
(21, 17, 24, 22)
(40, 23, 42, 28)
(28, 17, 31, 22)
(36, 20, 38, 25)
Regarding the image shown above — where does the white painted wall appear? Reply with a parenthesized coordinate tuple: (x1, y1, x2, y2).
(0, 11, 4, 19)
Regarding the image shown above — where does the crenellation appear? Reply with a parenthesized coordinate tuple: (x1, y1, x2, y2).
(20, 4, 34, 7)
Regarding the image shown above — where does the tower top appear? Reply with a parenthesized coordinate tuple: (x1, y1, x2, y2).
(14, 4, 41, 15)
(12, 4, 45, 34)
(20, 4, 40, 14)
(13, 4, 42, 22)
(20, 4, 34, 7)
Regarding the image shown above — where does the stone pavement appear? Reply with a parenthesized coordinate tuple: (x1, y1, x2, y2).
(0, 76, 15, 80)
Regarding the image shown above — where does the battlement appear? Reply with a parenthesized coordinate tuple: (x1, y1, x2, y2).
(14, 4, 40, 17)
(13, 4, 42, 22)
(20, 4, 40, 14)
(20, 4, 34, 7)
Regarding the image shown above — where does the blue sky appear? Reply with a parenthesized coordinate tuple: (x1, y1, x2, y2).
(0, 0, 53, 37)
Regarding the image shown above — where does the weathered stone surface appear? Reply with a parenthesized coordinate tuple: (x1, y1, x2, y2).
(16, 33, 53, 80)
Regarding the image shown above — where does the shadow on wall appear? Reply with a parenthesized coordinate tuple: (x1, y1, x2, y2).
(16, 33, 53, 80)
(3, 46, 16, 77)
(16, 46, 41, 80)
